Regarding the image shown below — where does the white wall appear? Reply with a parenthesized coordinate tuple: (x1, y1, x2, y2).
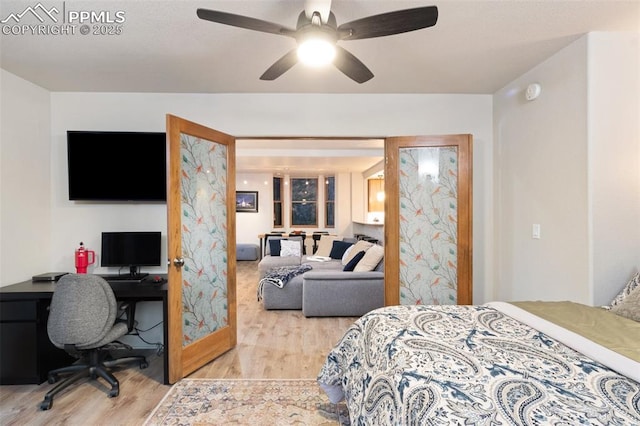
(493, 33, 640, 304)
(236, 172, 273, 246)
(335, 172, 354, 237)
(0, 70, 52, 284)
(587, 32, 640, 304)
(494, 36, 590, 302)
(350, 172, 366, 223)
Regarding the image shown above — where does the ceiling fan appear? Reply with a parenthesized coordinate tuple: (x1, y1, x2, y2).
(196, 1, 438, 84)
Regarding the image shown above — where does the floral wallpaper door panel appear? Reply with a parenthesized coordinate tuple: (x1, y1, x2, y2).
(166, 114, 237, 384)
(385, 135, 472, 306)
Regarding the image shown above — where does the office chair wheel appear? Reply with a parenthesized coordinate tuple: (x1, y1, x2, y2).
(109, 387, 119, 398)
(40, 398, 53, 410)
(47, 373, 58, 384)
(140, 360, 149, 369)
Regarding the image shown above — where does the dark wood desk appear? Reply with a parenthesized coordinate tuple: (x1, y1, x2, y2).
(0, 276, 169, 385)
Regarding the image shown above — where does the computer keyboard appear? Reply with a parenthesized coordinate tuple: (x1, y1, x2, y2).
(99, 274, 148, 282)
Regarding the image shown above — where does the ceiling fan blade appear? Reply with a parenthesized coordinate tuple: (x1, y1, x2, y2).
(333, 46, 373, 84)
(260, 49, 299, 81)
(337, 6, 438, 41)
(197, 9, 295, 37)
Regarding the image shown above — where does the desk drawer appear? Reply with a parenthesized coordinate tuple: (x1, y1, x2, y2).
(0, 322, 38, 384)
(0, 300, 37, 321)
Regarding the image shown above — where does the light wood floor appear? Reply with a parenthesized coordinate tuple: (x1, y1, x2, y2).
(0, 260, 357, 425)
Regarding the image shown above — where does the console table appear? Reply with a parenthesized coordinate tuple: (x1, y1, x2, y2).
(0, 276, 169, 385)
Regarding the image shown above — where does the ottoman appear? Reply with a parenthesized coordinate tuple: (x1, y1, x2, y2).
(237, 243, 259, 261)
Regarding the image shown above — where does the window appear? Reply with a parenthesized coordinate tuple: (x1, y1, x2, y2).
(325, 176, 335, 228)
(291, 178, 317, 226)
(273, 177, 283, 228)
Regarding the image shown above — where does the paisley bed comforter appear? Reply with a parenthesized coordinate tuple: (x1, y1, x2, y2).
(317, 303, 640, 425)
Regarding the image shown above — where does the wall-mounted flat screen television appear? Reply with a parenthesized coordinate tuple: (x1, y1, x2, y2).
(67, 131, 167, 201)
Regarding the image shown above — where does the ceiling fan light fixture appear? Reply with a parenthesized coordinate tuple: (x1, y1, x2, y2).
(297, 36, 336, 67)
(197, 5, 438, 82)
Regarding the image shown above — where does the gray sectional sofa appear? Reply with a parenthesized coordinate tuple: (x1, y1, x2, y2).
(257, 236, 385, 317)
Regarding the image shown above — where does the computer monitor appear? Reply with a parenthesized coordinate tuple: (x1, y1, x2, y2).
(100, 232, 162, 277)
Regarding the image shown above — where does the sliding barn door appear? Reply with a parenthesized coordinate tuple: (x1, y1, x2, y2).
(166, 114, 237, 384)
(385, 134, 472, 306)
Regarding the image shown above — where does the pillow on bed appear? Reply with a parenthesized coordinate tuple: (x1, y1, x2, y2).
(280, 239, 301, 257)
(354, 244, 384, 272)
(343, 251, 366, 271)
(609, 285, 640, 322)
(606, 271, 640, 310)
(315, 235, 338, 257)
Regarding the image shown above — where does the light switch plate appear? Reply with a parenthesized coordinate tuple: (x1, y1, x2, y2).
(532, 224, 541, 239)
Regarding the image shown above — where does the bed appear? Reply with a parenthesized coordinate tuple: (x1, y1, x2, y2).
(317, 301, 640, 425)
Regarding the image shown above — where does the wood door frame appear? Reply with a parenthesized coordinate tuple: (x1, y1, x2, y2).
(384, 134, 473, 306)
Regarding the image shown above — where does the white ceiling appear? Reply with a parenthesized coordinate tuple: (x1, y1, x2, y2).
(1, 0, 638, 173)
(236, 137, 384, 174)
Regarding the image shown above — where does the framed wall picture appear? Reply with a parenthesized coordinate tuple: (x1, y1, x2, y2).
(236, 191, 258, 213)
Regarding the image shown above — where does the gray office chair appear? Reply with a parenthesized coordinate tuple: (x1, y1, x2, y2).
(40, 274, 148, 410)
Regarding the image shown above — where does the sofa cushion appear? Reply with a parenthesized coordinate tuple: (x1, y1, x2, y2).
(266, 235, 304, 256)
(343, 250, 366, 271)
(269, 239, 282, 256)
(301, 271, 385, 317)
(329, 240, 352, 259)
(301, 257, 343, 271)
(315, 235, 338, 257)
(261, 273, 304, 310)
(258, 255, 301, 278)
(354, 244, 384, 272)
(341, 245, 355, 264)
(280, 240, 301, 257)
(343, 240, 373, 264)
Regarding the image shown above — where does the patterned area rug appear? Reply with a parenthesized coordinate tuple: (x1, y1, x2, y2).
(144, 378, 350, 425)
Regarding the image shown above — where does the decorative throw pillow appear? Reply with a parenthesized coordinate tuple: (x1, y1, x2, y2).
(341, 245, 355, 265)
(354, 244, 385, 272)
(315, 235, 338, 257)
(343, 251, 366, 271)
(342, 240, 373, 264)
(609, 285, 640, 322)
(280, 239, 301, 257)
(329, 240, 353, 260)
(607, 271, 640, 309)
(268, 239, 281, 256)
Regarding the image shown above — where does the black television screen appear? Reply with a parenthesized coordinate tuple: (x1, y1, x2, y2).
(67, 131, 166, 201)
(101, 231, 162, 276)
